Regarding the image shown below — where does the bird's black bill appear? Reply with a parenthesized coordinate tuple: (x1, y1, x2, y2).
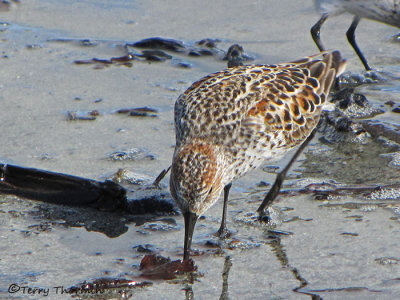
(183, 211, 198, 260)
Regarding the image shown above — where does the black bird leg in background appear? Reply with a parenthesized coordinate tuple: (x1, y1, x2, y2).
(346, 16, 371, 71)
(257, 129, 317, 217)
(311, 13, 328, 52)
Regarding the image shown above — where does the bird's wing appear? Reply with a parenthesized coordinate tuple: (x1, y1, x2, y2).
(174, 51, 345, 151)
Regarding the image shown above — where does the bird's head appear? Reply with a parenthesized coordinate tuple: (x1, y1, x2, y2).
(170, 141, 225, 259)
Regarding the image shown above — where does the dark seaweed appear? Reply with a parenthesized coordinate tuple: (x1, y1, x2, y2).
(139, 254, 197, 280)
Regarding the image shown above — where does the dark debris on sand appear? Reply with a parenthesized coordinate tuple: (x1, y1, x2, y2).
(116, 106, 158, 118)
(71, 36, 253, 69)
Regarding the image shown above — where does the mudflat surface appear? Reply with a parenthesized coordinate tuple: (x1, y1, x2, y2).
(0, 1, 400, 299)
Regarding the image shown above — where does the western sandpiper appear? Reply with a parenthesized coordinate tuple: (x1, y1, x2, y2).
(311, 0, 400, 70)
(170, 51, 347, 259)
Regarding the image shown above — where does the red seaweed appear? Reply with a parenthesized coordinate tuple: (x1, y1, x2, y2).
(139, 254, 197, 280)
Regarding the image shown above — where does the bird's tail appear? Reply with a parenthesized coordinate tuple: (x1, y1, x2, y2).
(289, 50, 347, 95)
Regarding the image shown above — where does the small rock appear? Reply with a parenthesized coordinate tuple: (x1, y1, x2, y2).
(375, 257, 400, 265)
(385, 100, 396, 107)
(108, 148, 155, 161)
(117, 106, 158, 117)
(133, 244, 158, 253)
(131, 37, 185, 52)
(392, 107, 400, 113)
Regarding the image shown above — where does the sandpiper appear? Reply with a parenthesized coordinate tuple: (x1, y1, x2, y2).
(311, 0, 400, 70)
(170, 51, 347, 260)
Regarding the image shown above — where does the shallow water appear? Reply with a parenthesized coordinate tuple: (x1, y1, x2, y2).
(1, 0, 400, 299)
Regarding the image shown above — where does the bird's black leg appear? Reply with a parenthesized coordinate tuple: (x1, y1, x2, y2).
(216, 183, 232, 238)
(311, 13, 329, 52)
(257, 130, 317, 219)
(346, 16, 371, 71)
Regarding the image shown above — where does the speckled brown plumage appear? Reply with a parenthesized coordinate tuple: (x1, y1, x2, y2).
(170, 51, 346, 259)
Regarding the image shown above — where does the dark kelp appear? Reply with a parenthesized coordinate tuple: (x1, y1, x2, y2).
(139, 254, 197, 280)
(73, 36, 253, 69)
(0, 163, 126, 211)
(0, 163, 175, 215)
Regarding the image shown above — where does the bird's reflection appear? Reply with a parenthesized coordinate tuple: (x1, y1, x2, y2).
(219, 256, 232, 300)
(181, 231, 324, 299)
(184, 284, 194, 300)
(183, 255, 233, 300)
(266, 231, 321, 299)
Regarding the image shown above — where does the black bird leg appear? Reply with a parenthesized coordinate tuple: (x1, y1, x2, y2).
(257, 129, 317, 218)
(216, 183, 232, 238)
(346, 16, 371, 71)
(311, 13, 329, 52)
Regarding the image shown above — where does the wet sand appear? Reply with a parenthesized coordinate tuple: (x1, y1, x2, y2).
(1, 0, 400, 299)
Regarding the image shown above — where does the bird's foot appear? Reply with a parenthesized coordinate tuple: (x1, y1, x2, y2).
(256, 206, 283, 226)
(215, 226, 232, 239)
(256, 206, 272, 224)
(257, 213, 271, 224)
